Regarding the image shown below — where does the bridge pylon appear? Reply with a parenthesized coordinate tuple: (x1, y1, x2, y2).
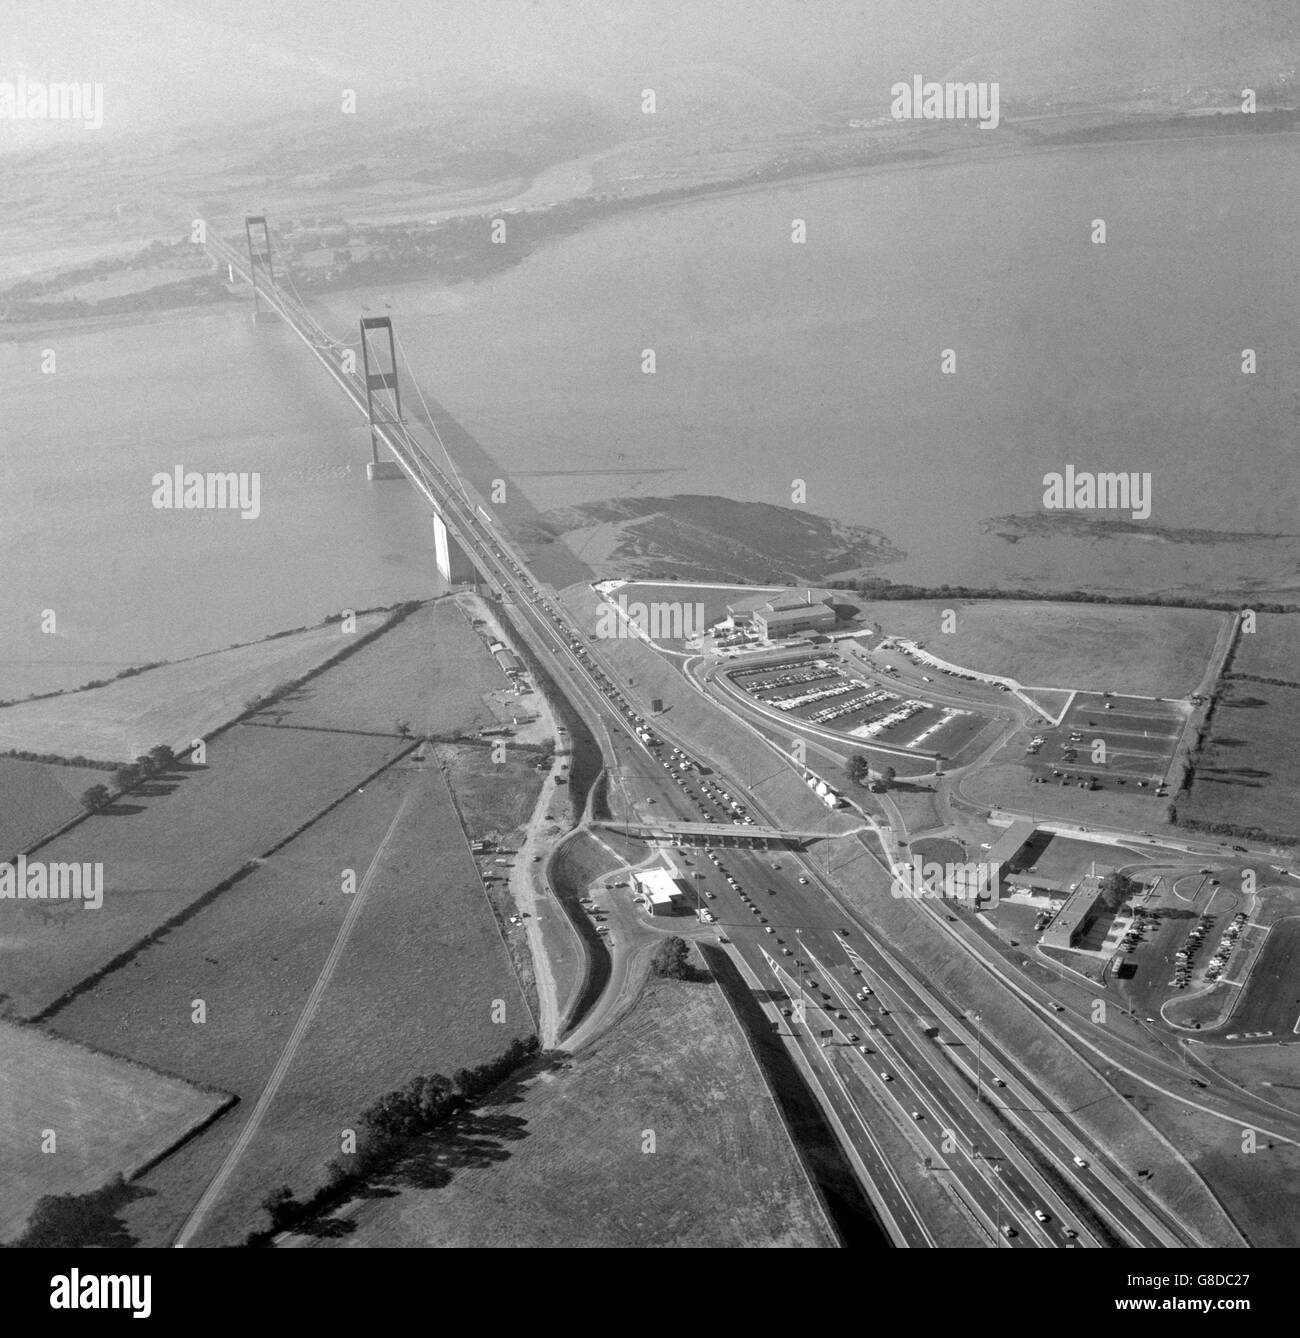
(243, 215, 279, 325)
(359, 316, 406, 481)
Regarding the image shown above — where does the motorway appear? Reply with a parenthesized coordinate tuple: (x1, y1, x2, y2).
(209, 229, 1237, 1247)
(597, 725, 1189, 1247)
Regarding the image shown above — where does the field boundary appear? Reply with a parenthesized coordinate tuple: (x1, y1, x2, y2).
(28, 739, 423, 1024)
(4, 601, 425, 867)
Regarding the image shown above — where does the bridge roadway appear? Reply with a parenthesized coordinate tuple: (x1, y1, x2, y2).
(207, 232, 1197, 1247)
(595, 818, 853, 845)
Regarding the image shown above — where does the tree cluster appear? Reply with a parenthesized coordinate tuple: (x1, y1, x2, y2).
(649, 936, 693, 980)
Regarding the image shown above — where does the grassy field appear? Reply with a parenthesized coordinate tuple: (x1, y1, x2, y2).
(316, 974, 836, 1248)
(0, 725, 404, 1019)
(438, 741, 549, 1024)
(263, 601, 504, 737)
(49, 761, 532, 1247)
(0, 1021, 228, 1243)
(1129, 1085, 1300, 1248)
(1180, 680, 1300, 840)
(436, 741, 546, 841)
(0, 614, 388, 763)
(862, 600, 1225, 697)
(1202, 1042, 1300, 1118)
(0, 757, 87, 858)
(1228, 613, 1300, 682)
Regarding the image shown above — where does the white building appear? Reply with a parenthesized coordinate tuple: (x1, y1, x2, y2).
(634, 869, 684, 916)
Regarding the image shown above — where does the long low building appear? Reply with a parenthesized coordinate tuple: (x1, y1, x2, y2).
(1041, 869, 1111, 950)
(986, 818, 1038, 882)
(493, 647, 523, 675)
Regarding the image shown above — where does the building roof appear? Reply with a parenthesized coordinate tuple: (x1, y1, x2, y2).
(764, 591, 831, 614)
(1042, 868, 1114, 943)
(986, 818, 1038, 870)
(635, 869, 682, 903)
(727, 587, 833, 618)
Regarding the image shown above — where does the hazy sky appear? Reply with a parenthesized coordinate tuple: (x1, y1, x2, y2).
(1, 0, 1297, 146)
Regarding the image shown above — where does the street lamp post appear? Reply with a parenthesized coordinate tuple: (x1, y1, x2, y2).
(970, 1010, 984, 1106)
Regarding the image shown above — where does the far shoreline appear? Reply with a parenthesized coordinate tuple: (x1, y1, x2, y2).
(6, 112, 1299, 343)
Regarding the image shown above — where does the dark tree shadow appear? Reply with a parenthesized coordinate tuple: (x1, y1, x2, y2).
(9, 1175, 153, 1248)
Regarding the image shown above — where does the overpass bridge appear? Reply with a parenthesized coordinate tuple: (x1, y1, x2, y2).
(595, 818, 857, 849)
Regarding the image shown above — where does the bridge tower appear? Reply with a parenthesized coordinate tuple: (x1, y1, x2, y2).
(243, 215, 279, 325)
(359, 316, 406, 480)
(359, 316, 473, 584)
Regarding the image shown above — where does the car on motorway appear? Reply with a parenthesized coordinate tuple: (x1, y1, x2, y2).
(1002, 1225, 1017, 1238)
(1063, 1228, 1078, 1239)
(910, 1110, 923, 1120)
(846, 1033, 859, 1043)
(1033, 1209, 1050, 1223)
(993, 1078, 1006, 1088)
(858, 1044, 871, 1055)
(879, 1071, 893, 1082)
(1072, 1155, 1087, 1168)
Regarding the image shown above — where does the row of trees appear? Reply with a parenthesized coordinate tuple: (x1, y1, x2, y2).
(80, 743, 177, 811)
(257, 1035, 541, 1238)
(823, 575, 1298, 615)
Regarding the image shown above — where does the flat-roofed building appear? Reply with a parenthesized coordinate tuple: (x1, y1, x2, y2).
(986, 818, 1037, 883)
(1041, 869, 1111, 950)
(751, 592, 837, 640)
(634, 868, 685, 916)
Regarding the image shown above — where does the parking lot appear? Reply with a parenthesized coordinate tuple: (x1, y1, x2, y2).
(1109, 864, 1255, 1015)
(727, 654, 991, 759)
(1024, 693, 1183, 794)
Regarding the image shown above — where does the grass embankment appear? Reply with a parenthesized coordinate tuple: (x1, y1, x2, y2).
(312, 970, 838, 1248)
